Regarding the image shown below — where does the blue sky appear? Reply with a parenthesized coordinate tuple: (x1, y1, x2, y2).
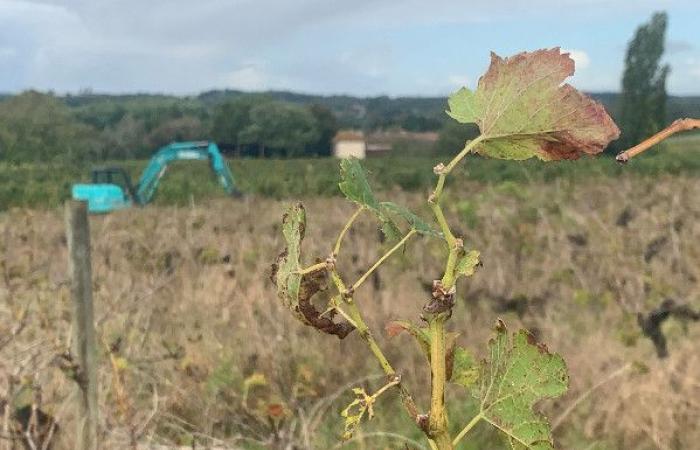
(0, 0, 698, 96)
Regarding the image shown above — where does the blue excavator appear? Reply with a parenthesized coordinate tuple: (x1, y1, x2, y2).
(72, 141, 238, 213)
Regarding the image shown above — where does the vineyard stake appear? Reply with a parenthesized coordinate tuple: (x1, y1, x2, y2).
(65, 200, 99, 450)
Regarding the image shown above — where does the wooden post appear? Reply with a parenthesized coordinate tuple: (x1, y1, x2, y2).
(66, 200, 98, 450)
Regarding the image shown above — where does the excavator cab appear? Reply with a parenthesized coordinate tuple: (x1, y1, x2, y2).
(72, 167, 135, 213)
(91, 167, 138, 200)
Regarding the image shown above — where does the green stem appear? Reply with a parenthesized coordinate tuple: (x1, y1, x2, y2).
(297, 262, 327, 275)
(424, 134, 486, 450)
(430, 186, 456, 247)
(334, 206, 364, 256)
(373, 377, 400, 398)
(444, 134, 486, 174)
(351, 229, 416, 292)
(452, 413, 483, 447)
(441, 243, 460, 290)
(428, 318, 451, 449)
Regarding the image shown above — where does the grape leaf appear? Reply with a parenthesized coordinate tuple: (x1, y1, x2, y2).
(469, 320, 568, 449)
(454, 249, 480, 279)
(339, 158, 381, 211)
(339, 159, 433, 241)
(340, 387, 375, 440)
(380, 201, 440, 236)
(273, 202, 305, 308)
(271, 203, 354, 338)
(451, 346, 479, 388)
(447, 48, 620, 161)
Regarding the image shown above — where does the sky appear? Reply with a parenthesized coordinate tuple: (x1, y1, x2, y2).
(0, 0, 699, 97)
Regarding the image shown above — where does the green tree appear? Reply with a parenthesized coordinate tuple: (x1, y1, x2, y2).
(618, 11, 669, 150)
(210, 95, 269, 156)
(0, 91, 98, 163)
(99, 114, 147, 159)
(242, 101, 320, 158)
(307, 104, 338, 156)
(145, 116, 205, 149)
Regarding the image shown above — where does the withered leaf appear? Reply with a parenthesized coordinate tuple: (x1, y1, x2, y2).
(448, 48, 620, 160)
(454, 249, 480, 279)
(271, 203, 354, 339)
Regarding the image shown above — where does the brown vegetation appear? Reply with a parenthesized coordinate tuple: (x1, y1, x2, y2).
(0, 174, 699, 449)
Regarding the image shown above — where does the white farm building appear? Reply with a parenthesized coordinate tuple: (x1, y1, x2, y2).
(333, 131, 366, 159)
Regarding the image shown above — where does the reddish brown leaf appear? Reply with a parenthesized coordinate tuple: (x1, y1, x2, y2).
(448, 48, 620, 160)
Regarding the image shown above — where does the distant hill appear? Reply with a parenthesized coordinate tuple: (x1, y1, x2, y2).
(58, 89, 700, 132)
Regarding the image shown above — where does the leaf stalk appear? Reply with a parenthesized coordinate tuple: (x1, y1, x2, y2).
(334, 206, 364, 256)
(351, 229, 417, 292)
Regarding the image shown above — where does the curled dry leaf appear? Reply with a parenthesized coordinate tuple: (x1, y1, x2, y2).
(448, 48, 620, 160)
(271, 202, 354, 339)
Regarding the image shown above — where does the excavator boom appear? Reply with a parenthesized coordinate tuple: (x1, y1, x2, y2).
(72, 141, 238, 213)
(135, 141, 237, 204)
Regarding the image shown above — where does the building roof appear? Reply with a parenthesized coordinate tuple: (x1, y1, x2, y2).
(333, 130, 365, 143)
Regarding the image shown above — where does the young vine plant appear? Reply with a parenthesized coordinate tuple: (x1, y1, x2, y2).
(271, 48, 620, 450)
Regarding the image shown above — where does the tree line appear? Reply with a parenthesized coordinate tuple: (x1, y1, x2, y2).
(0, 11, 696, 164)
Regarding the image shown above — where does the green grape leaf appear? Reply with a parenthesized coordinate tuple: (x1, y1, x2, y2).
(380, 218, 403, 243)
(454, 250, 481, 279)
(451, 346, 479, 388)
(380, 201, 441, 237)
(340, 387, 375, 440)
(339, 158, 381, 211)
(271, 203, 354, 339)
(470, 320, 568, 449)
(338, 158, 415, 242)
(447, 48, 620, 161)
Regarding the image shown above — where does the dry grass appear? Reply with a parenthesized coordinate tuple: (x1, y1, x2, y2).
(0, 173, 699, 449)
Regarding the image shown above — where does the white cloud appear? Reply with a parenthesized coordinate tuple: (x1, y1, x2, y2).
(221, 66, 268, 91)
(563, 49, 591, 70)
(0, 0, 699, 94)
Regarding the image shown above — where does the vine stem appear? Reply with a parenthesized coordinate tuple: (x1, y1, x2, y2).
(334, 206, 364, 255)
(615, 118, 700, 162)
(445, 134, 487, 174)
(427, 317, 450, 448)
(425, 134, 487, 450)
(351, 229, 417, 292)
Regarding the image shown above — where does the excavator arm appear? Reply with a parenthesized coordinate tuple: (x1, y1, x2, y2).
(135, 141, 237, 205)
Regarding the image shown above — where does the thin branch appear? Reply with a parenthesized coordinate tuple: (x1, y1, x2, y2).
(350, 229, 417, 292)
(334, 207, 364, 256)
(297, 262, 328, 275)
(444, 134, 487, 174)
(616, 118, 700, 162)
(329, 270, 422, 424)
